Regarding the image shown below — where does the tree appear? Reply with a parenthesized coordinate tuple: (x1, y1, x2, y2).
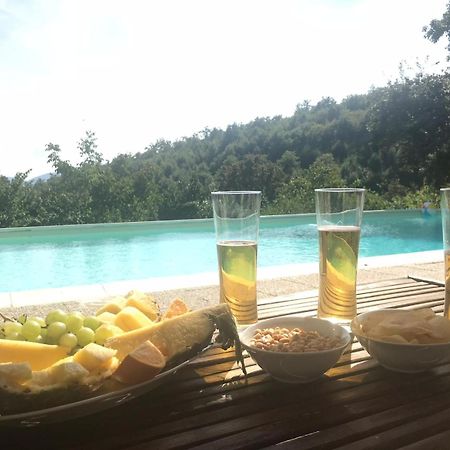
(0, 172, 32, 227)
(45, 143, 71, 175)
(267, 154, 344, 214)
(364, 74, 450, 190)
(215, 154, 284, 202)
(424, 2, 450, 58)
(278, 151, 301, 179)
(78, 130, 103, 166)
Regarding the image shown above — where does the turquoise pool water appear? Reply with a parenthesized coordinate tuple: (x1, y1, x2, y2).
(0, 210, 443, 292)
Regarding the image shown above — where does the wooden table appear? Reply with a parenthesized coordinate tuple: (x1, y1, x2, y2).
(3, 276, 449, 449)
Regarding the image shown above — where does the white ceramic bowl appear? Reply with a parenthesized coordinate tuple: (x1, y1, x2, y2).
(239, 316, 350, 383)
(351, 309, 450, 373)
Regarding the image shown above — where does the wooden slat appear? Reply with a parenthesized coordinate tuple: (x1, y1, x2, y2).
(331, 405, 450, 450)
(164, 375, 450, 450)
(396, 429, 450, 449)
(257, 280, 443, 319)
(256, 395, 450, 450)
(265, 384, 450, 449)
(408, 275, 445, 287)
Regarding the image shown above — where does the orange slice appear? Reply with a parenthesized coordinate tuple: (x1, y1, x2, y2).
(162, 298, 190, 320)
(112, 340, 166, 385)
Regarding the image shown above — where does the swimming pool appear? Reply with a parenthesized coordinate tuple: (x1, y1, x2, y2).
(0, 210, 443, 292)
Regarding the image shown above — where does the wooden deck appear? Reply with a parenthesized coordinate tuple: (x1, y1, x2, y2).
(3, 277, 449, 449)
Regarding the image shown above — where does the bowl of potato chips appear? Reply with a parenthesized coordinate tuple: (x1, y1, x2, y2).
(351, 308, 450, 373)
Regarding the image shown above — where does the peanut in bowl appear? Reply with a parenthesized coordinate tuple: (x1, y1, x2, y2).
(239, 316, 351, 383)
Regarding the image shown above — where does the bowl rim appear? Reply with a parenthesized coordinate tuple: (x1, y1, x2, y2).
(351, 308, 450, 348)
(239, 315, 351, 356)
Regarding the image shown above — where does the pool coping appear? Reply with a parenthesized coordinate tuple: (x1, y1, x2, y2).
(0, 250, 443, 309)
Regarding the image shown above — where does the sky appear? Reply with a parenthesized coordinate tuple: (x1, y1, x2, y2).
(0, 0, 448, 178)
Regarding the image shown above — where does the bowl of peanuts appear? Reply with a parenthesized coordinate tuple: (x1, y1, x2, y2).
(239, 316, 351, 383)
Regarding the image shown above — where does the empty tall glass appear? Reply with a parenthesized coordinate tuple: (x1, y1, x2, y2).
(441, 188, 450, 318)
(315, 188, 365, 323)
(211, 191, 261, 326)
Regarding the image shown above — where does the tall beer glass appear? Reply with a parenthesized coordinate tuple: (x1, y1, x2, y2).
(315, 188, 365, 323)
(441, 188, 450, 318)
(211, 191, 261, 326)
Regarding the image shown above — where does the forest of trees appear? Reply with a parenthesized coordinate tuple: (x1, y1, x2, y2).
(1, 6, 450, 228)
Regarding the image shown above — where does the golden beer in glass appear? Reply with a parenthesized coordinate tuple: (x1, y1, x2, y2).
(217, 240, 257, 324)
(315, 188, 365, 324)
(212, 191, 261, 326)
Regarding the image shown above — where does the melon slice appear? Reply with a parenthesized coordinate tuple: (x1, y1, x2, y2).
(0, 340, 69, 371)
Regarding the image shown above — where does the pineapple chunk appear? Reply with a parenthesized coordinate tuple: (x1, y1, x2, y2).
(125, 290, 160, 321)
(96, 311, 118, 325)
(94, 323, 124, 345)
(73, 343, 117, 372)
(29, 358, 90, 388)
(96, 296, 127, 315)
(114, 306, 154, 331)
(49, 360, 89, 384)
(0, 362, 32, 384)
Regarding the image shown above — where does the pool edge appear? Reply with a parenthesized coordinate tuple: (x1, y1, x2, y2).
(4, 250, 444, 308)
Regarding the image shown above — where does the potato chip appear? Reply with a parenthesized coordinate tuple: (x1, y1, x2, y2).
(358, 310, 388, 334)
(413, 308, 436, 320)
(381, 334, 409, 344)
(353, 308, 450, 344)
(427, 316, 450, 341)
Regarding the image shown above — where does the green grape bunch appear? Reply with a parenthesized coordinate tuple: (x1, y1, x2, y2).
(0, 309, 104, 352)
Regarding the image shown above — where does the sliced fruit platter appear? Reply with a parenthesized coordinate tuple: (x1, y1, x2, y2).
(0, 291, 245, 425)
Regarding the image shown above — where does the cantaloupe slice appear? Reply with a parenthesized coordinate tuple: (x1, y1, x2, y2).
(113, 340, 165, 385)
(0, 340, 69, 371)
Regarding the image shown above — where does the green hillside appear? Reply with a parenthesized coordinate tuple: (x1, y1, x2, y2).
(2, 3, 450, 227)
